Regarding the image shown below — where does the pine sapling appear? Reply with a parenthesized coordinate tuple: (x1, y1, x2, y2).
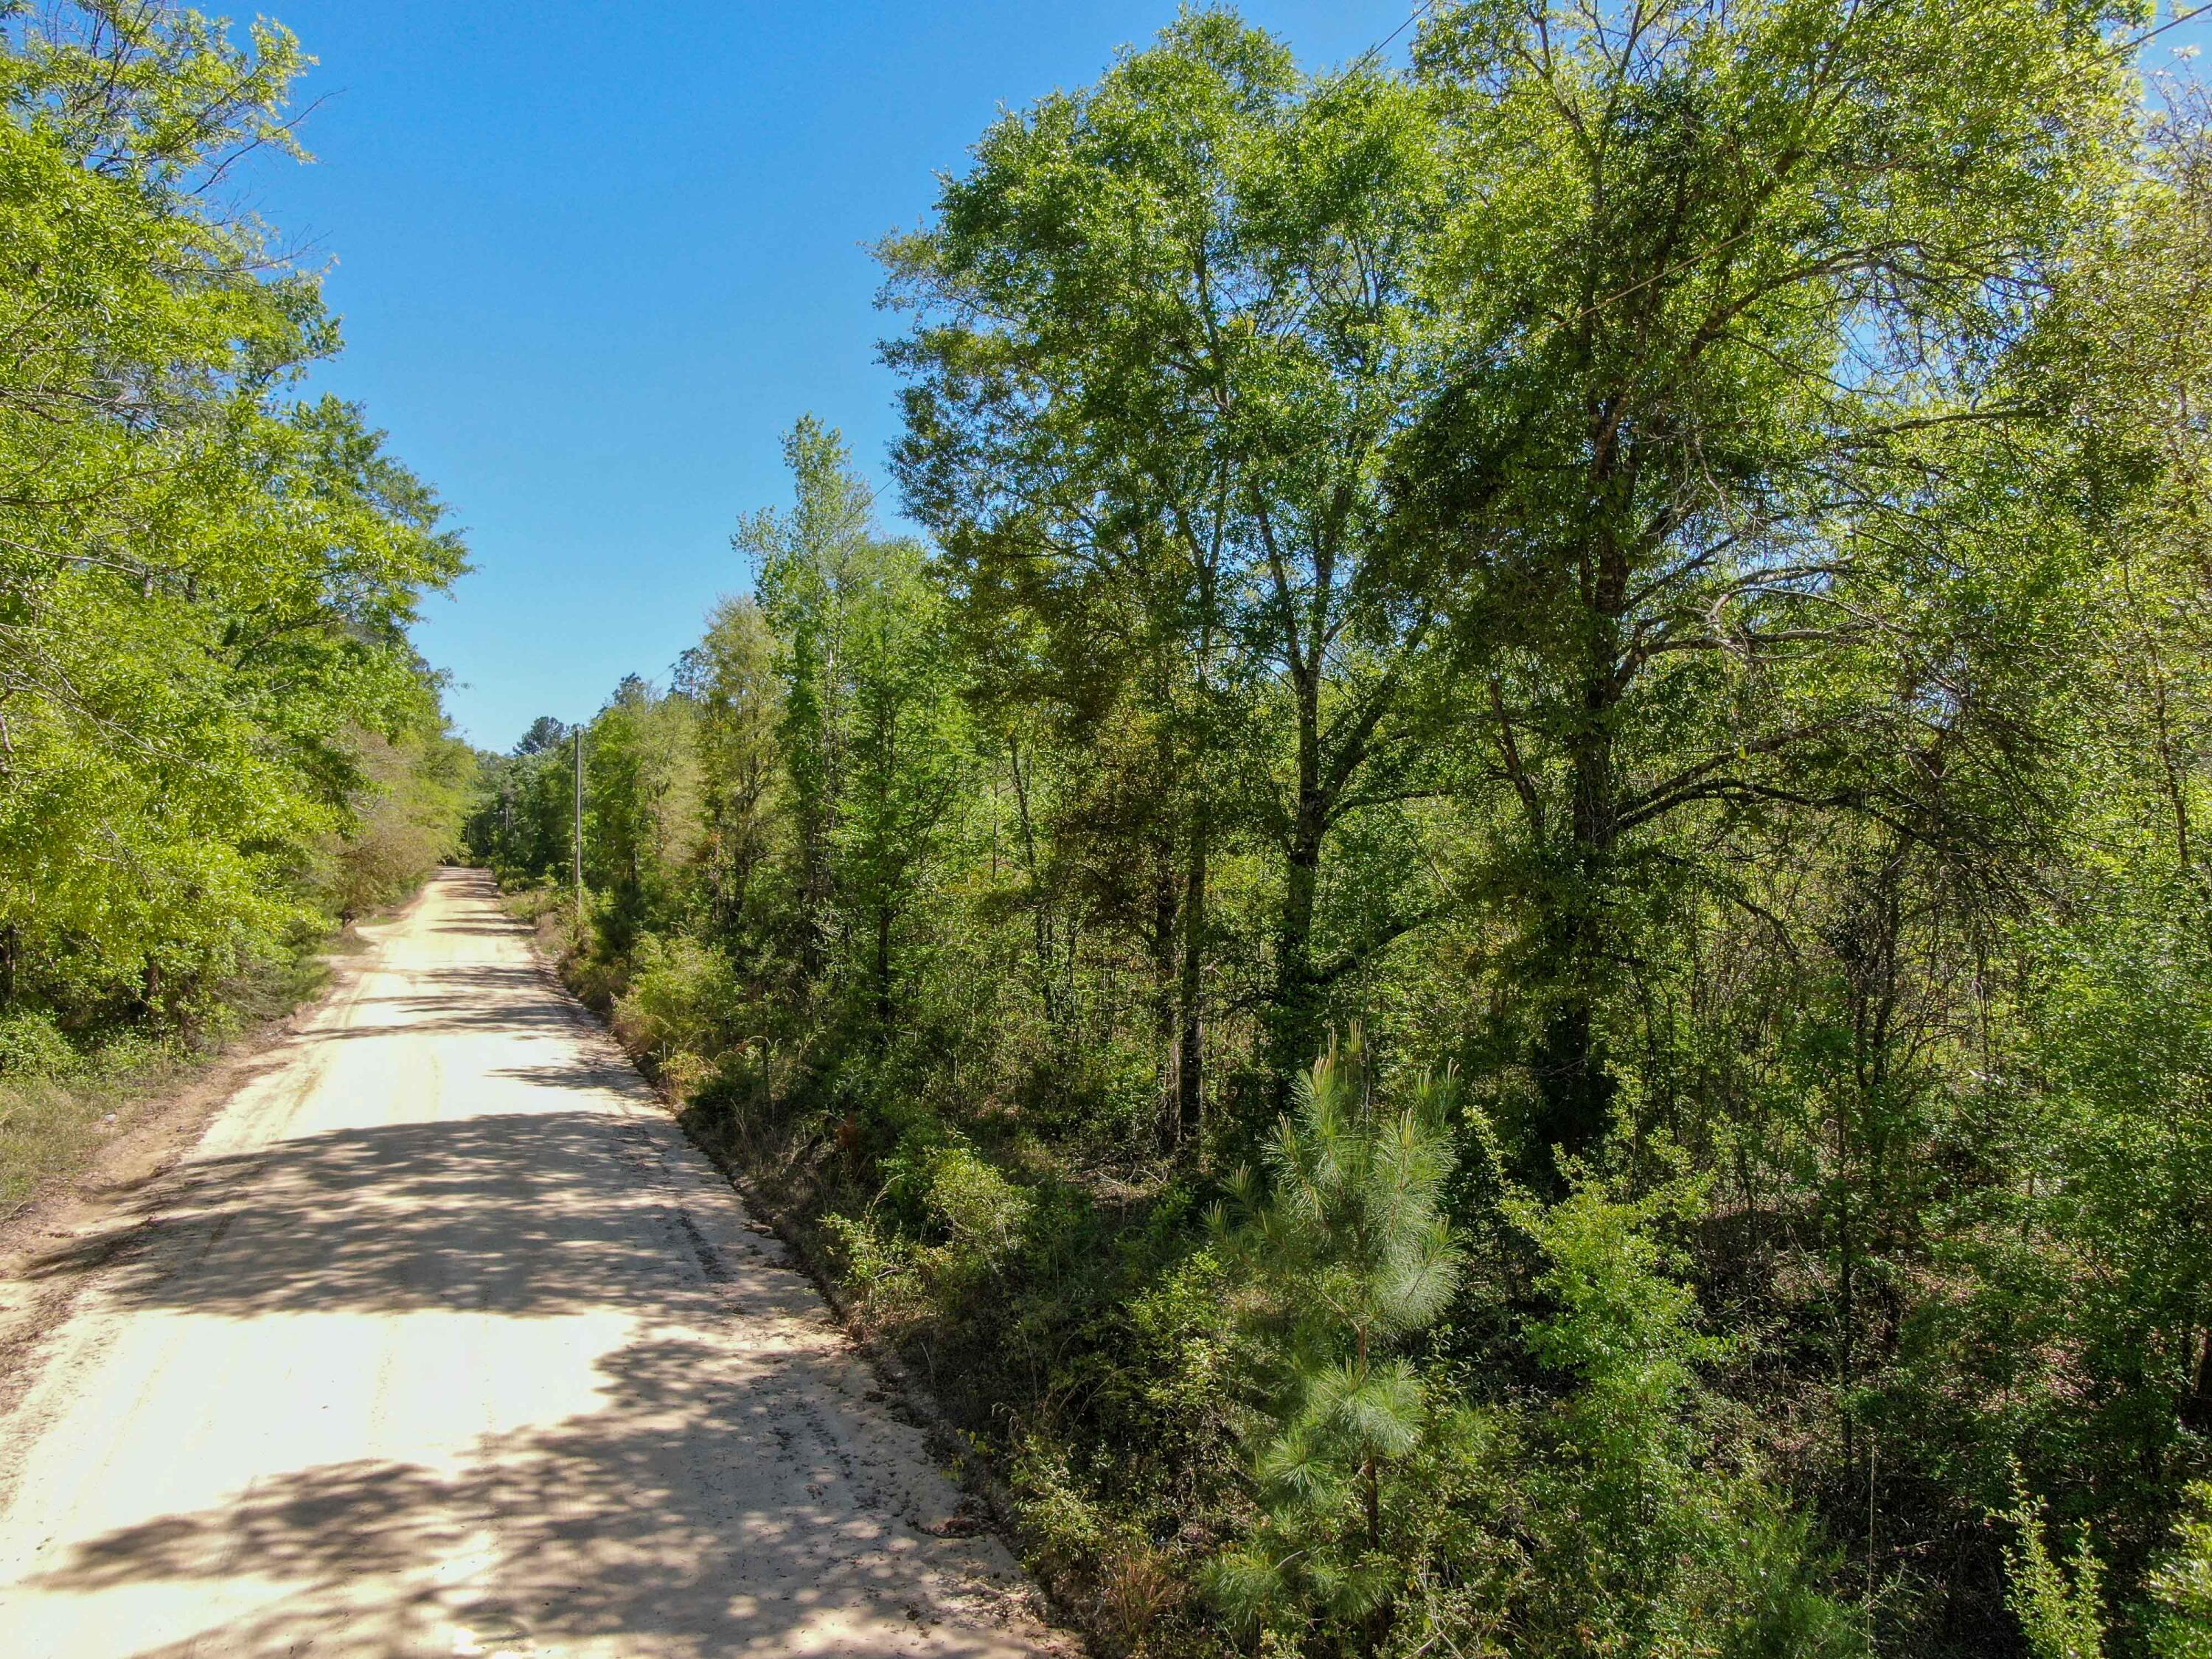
(1205, 1028, 1461, 1643)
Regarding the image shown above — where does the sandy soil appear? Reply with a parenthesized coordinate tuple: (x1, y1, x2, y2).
(0, 869, 1063, 1658)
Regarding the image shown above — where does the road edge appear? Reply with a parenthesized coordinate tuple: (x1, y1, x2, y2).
(507, 900, 1091, 1655)
(0, 885, 431, 1408)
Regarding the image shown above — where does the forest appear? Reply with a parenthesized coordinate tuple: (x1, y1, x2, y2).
(0, 3, 471, 1206)
(472, 4, 2212, 1654)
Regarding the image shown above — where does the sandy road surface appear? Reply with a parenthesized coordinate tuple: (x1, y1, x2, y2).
(0, 870, 1058, 1658)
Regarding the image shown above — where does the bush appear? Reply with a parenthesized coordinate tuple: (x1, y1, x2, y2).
(0, 1022, 191, 1215)
(926, 1139, 1033, 1262)
(613, 933, 742, 1065)
(2002, 1483, 2107, 1659)
(0, 1009, 75, 1079)
(1508, 1172, 1863, 1657)
(2152, 1484, 2212, 1659)
(871, 1118, 1035, 1290)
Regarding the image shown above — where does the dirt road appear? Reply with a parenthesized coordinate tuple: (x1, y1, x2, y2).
(0, 870, 1058, 1658)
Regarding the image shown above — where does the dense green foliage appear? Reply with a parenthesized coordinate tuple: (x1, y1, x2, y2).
(0, 3, 467, 1096)
(468, 4, 2212, 1655)
(1204, 1034, 1464, 1640)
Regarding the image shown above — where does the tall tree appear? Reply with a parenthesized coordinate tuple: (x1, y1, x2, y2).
(887, 11, 1458, 1127)
(0, 2, 462, 1022)
(743, 417, 880, 985)
(746, 418, 964, 1037)
(681, 597, 785, 945)
(583, 675, 698, 951)
(1392, 0, 2139, 1173)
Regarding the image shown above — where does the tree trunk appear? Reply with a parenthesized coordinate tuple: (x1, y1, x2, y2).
(1153, 849, 1183, 1154)
(2183, 1329, 2212, 1433)
(874, 903, 894, 1040)
(796, 801, 831, 982)
(1527, 643, 1622, 1182)
(1270, 813, 1324, 1096)
(1175, 813, 1208, 1150)
(1268, 630, 1329, 1100)
(1521, 397, 1639, 1178)
(1006, 733, 1062, 1030)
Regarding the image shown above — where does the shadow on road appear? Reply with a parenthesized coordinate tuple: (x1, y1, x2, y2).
(26, 1111, 734, 1317)
(36, 1328, 1015, 1657)
(319, 962, 585, 1042)
(3, 870, 1044, 1655)
(18, 1106, 1029, 1655)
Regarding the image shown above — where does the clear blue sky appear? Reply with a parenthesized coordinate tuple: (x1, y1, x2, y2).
(233, 2, 1422, 750)
(237, 3, 2211, 751)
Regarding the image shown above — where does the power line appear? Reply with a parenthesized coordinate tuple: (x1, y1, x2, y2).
(2103, 0, 2212, 60)
(1351, 0, 1444, 72)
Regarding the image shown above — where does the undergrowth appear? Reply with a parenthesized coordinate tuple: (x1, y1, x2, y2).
(0, 947, 331, 1220)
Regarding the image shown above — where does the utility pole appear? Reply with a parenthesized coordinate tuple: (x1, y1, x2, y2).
(571, 721, 585, 925)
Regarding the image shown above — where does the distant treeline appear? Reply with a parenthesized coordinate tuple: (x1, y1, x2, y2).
(485, 3, 2200, 1655)
(0, 1, 470, 1088)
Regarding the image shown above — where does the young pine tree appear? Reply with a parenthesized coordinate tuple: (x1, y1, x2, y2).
(1206, 1029, 1464, 1644)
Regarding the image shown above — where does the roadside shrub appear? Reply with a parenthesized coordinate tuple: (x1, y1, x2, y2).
(2002, 1482, 2108, 1659)
(0, 1021, 192, 1216)
(820, 1209, 929, 1325)
(927, 1139, 1033, 1264)
(2151, 1484, 2212, 1659)
(614, 932, 741, 1064)
(870, 1119, 1034, 1289)
(1012, 1436, 1186, 1654)
(658, 1049, 717, 1100)
(1509, 1172, 1863, 1657)
(0, 1009, 75, 1079)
